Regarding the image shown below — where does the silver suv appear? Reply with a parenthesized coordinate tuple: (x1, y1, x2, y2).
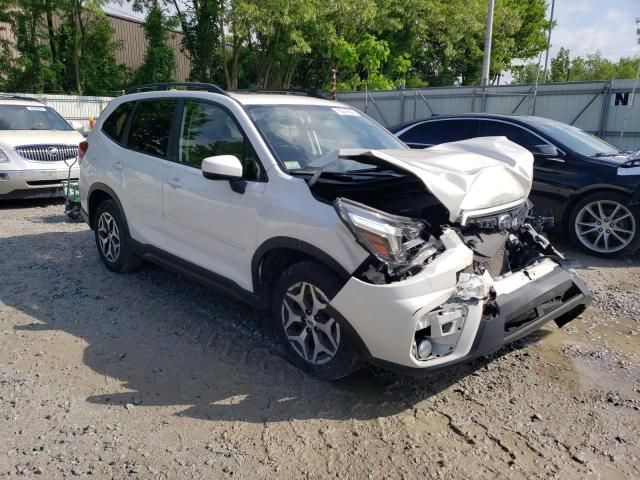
(0, 95, 85, 199)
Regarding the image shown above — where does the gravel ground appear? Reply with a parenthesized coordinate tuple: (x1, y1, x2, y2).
(1, 200, 638, 479)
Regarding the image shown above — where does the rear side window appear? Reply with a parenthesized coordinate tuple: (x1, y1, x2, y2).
(102, 102, 134, 144)
(400, 119, 476, 145)
(127, 100, 176, 158)
(477, 120, 540, 149)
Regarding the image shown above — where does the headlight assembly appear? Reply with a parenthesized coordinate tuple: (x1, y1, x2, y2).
(334, 198, 439, 274)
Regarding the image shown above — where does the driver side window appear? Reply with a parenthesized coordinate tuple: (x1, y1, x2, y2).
(179, 101, 264, 180)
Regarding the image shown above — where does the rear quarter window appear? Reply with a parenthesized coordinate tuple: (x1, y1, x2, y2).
(126, 100, 176, 158)
(102, 102, 134, 144)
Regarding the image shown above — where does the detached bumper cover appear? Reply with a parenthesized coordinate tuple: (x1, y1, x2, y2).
(331, 251, 591, 373)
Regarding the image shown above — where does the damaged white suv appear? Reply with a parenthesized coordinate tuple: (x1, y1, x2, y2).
(79, 83, 591, 380)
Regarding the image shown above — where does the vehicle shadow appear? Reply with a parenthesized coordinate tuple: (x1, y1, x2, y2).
(2, 230, 531, 423)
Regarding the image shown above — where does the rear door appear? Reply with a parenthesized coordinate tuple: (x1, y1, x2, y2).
(396, 119, 477, 148)
(120, 99, 177, 245)
(476, 119, 569, 216)
(162, 99, 267, 290)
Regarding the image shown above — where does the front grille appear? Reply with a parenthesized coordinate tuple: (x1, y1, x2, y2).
(15, 144, 78, 162)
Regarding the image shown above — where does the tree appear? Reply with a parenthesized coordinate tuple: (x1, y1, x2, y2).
(132, 5, 176, 85)
(550, 47, 570, 82)
(171, 0, 221, 82)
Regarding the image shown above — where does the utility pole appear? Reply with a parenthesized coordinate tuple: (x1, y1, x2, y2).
(481, 0, 495, 86)
(542, 0, 556, 83)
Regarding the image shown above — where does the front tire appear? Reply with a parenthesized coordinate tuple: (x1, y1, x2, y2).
(94, 199, 142, 272)
(272, 261, 363, 380)
(568, 191, 640, 257)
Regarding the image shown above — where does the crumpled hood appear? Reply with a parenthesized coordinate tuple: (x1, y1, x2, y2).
(312, 137, 534, 222)
(0, 130, 84, 150)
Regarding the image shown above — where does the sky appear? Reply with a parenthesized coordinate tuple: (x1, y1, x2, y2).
(547, 0, 640, 61)
(103, 0, 640, 64)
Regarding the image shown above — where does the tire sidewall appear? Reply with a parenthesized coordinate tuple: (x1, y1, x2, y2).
(568, 192, 640, 257)
(271, 261, 362, 380)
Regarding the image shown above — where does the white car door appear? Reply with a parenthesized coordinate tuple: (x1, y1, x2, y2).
(162, 100, 267, 291)
(120, 99, 176, 245)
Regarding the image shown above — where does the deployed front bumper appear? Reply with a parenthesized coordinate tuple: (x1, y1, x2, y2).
(329, 230, 591, 372)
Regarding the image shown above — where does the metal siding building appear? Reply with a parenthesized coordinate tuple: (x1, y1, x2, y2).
(107, 13, 191, 82)
(0, 12, 191, 83)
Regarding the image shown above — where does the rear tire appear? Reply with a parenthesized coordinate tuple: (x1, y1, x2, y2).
(568, 191, 640, 257)
(271, 261, 363, 380)
(94, 199, 143, 272)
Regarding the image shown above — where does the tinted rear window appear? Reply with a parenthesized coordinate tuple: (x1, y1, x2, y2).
(399, 119, 476, 145)
(0, 104, 72, 131)
(126, 100, 176, 158)
(102, 102, 134, 144)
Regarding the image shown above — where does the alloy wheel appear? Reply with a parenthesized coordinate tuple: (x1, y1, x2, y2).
(97, 212, 121, 263)
(281, 282, 340, 365)
(575, 200, 636, 254)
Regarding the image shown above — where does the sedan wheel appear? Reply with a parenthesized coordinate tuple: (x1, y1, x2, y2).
(574, 200, 636, 254)
(281, 281, 341, 365)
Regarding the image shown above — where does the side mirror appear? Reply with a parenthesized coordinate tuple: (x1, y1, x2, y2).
(531, 144, 561, 158)
(202, 155, 243, 180)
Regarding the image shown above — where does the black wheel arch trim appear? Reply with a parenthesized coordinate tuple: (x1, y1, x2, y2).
(251, 237, 352, 294)
(87, 183, 128, 233)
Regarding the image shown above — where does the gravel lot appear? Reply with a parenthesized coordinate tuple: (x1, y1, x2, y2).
(1, 200, 639, 479)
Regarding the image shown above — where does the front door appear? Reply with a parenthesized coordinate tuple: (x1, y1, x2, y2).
(162, 100, 267, 291)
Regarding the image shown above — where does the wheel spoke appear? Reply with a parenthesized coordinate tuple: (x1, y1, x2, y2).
(610, 204, 621, 221)
(603, 232, 610, 250)
(584, 205, 600, 221)
(594, 231, 604, 247)
(597, 201, 605, 220)
(316, 318, 339, 350)
(282, 299, 303, 330)
(578, 226, 598, 236)
(613, 213, 631, 223)
(311, 329, 332, 363)
(610, 230, 627, 243)
(612, 226, 633, 235)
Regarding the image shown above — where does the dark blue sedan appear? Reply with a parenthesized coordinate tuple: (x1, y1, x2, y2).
(391, 114, 640, 257)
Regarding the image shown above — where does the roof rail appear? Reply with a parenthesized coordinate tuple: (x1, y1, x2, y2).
(231, 88, 327, 99)
(0, 94, 44, 103)
(127, 82, 228, 96)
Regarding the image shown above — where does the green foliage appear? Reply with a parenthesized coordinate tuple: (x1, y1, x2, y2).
(515, 48, 640, 84)
(132, 6, 176, 85)
(0, 0, 127, 94)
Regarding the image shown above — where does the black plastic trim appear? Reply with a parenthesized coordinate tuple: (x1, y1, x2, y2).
(128, 238, 265, 308)
(251, 237, 352, 294)
(86, 183, 128, 233)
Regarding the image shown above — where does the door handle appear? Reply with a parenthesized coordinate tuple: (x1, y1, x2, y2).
(113, 161, 123, 170)
(167, 178, 183, 188)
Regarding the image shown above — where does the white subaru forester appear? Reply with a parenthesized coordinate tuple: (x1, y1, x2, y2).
(79, 83, 591, 380)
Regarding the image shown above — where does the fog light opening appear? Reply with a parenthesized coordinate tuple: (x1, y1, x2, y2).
(417, 339, 432, 360)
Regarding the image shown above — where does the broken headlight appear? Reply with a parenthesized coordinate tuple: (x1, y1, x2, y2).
(334, 198, 438, 274)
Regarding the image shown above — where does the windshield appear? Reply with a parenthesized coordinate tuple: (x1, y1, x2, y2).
(528, 118, 620, 157)
(246, 105, 406, 172)
(0, 104, 72, 131)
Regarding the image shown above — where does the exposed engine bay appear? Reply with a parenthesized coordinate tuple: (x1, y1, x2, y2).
(302, 152, 556, 286)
